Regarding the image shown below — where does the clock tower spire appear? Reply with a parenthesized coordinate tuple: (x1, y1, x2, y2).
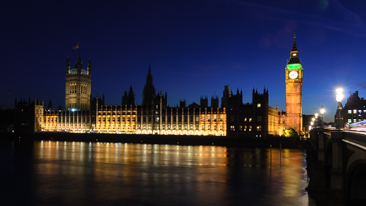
(285, 35, 303, 135)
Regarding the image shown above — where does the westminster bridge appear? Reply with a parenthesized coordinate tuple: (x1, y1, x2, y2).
(307, 127, 366, 203)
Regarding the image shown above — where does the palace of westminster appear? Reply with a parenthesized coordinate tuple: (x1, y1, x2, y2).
(15, 37, 304, 137)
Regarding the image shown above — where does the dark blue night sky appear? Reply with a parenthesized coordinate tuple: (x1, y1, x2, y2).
(2, 0, 366, 122)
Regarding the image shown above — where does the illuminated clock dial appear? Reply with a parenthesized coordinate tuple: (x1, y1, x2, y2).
(292, 53, 296, 56)
(289, 71, 298, 79)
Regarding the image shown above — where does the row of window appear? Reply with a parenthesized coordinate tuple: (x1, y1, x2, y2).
(44, 117, 90, 123)
(81, 84, 88, 94)
(99, 112, 136, 115)
(348, 119, 366, 123)
(230, 125, 261, 132)
(136, 125, 224, 130)
(98, 118, 136, 122)
(69, 83, 77, 93)
(68, 83, 88, 94)
(348, 109, 366, 114)
(136, 116, 225, 123)
(230, 117, 262, 122)
(97, 126, 134, 129)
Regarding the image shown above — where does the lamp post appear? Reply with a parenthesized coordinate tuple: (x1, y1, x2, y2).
(315, 113, 319, 126)
(336, 86, 344, 129)
(320, 105, 325, 128)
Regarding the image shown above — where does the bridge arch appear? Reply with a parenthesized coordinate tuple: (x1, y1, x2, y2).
(346, 159, 366, 203)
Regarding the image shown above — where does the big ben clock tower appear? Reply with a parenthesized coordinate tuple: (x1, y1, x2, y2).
(285, 35, 303, 135)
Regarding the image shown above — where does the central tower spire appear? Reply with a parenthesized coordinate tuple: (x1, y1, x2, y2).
(146, 63, 153, 85)
(142, 63, 156, 106)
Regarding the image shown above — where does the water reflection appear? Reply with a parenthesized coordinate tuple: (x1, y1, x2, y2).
(30, 140, 310, 205)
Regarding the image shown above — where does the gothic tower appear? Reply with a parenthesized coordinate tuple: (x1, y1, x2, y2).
(285, 35, 303, 135)
(142, 63, 156, 106)
(65, 56, 92, 111)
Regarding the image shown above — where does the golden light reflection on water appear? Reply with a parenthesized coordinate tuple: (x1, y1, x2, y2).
(32, 141, 309, 205)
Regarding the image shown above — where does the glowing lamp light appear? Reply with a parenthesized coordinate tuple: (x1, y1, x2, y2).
(320, 105, 325, 114)
(336, 85, 344, 129)
(315, 113, 319, 118)
(336, 86, 344, 102)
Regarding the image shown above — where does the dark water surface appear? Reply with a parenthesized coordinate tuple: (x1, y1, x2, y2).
(1, 140, 314, 205)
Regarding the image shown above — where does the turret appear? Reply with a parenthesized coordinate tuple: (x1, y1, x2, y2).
(128, 86, 135, 105)
(122, 90, 128, 105)
(87, 58, 91, 75)
(75, 55, 82, 73)
(66, 56, 70, 73)
(48, 99, 53, 111)
(146, 63, 153, 85)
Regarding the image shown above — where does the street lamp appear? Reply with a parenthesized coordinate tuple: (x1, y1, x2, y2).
(320, 105, 325, 128)
(336, 86, 344, 129)
(315, 113, 319, 127)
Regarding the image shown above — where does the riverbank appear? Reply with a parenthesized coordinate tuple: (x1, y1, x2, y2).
(2, 132, 307, 149)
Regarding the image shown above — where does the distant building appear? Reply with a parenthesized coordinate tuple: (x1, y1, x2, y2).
(339, 91, 366, 127)
(14, 98, 44, 133)
(224, 87, 269, 138)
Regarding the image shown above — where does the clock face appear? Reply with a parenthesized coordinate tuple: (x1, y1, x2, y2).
(289, 71, 298, 79)
(292, 53, 296, 56)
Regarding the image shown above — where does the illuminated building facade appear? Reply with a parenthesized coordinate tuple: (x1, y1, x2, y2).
(15, 60, 290, 137)
(42, 110, 92, 132)
(95, 103, 137, 133)
(65, 56, 91, 111)
(36, 55, 95, 133)
(285, 36, 303, 135)
(136, 92, 226, 135)
(15, 37, 307, 137)
(136, 68, 226, 136)
(27, 63, 226, 136)
(268, 106, 286, 136)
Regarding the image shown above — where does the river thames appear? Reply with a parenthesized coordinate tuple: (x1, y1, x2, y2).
(1, 140, 314, 205)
